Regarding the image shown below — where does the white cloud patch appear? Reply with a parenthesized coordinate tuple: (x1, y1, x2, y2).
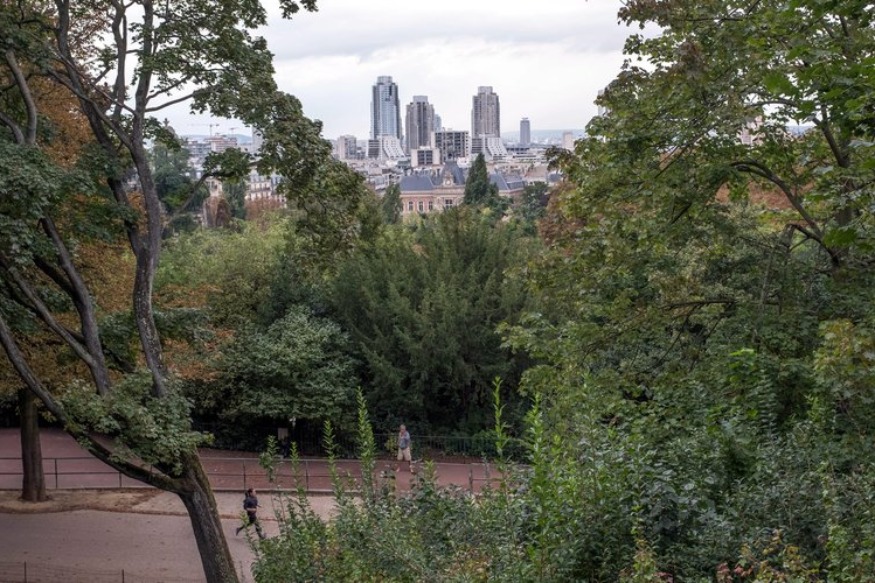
(170, 1, 639, 139)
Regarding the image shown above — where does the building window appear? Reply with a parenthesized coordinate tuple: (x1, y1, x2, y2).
(444, 199, 454, 208)
(428, 201, 434, 211)
(418, 201, 424, 212)
(408, 201, 414, 211)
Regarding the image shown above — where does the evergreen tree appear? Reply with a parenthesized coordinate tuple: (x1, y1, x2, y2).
(380, 183, 402, 224)
(463, 153, 499, 207)
(331, 209, 533, 433)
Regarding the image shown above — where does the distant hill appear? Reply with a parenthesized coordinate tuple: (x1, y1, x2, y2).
(501, 129, 586, 143)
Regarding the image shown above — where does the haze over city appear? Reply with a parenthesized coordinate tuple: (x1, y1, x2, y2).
(172, 1, 635, 139)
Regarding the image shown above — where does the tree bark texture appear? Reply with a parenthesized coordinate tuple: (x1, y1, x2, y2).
(176, 453, 240, 583)
(18, 388, 46, 502)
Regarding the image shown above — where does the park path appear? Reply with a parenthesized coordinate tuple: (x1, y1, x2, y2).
(0, 427, 501, 582)
(0, 487, 338, 582)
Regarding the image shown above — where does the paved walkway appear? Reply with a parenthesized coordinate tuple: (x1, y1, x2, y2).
(0, 490, 337, 582)
(0, 428, 501, 582)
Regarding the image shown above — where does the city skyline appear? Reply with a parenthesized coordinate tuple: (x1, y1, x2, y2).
(165, 2, 641, 140)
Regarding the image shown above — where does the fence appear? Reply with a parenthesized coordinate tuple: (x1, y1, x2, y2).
(0, 561, 206, 583)
(195, 422, 525, 462)
(0, 455, 501, 494)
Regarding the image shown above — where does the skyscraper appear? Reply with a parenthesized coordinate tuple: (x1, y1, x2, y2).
(520, 118, 531, 146)
(371, 76, 402, 140)
(405, 96, 435, 154)
(471, 86, 501, 139)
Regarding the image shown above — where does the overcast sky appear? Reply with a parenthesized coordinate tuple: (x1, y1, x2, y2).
(173, 1, 636, 140)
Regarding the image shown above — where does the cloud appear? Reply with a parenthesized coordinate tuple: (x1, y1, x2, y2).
(260, 2, 629, 61)
(170, 1, 638, 140)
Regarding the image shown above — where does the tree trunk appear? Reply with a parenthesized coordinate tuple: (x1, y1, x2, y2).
(19, 388, 46, 502)
(176, 452, 240, 583)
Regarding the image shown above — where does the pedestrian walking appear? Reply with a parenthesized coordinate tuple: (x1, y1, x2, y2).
(235, 487, 266, 540)
(396, 424, 412, 472)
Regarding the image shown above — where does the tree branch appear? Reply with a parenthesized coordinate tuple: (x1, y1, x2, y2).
(40, 217, 112, 394)
(110, 0, 129, 124)
(730, 159, 823, 238)
(0, 110, 25, 144)
(4, 48, 38, 145)
(813, 107, 850, 168)
(145, 90, 199, 112)
(0, 256, 100, 373)
(0, 314, 67, 420)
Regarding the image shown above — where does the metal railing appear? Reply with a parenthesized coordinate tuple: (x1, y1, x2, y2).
(0, 456, 502, 494)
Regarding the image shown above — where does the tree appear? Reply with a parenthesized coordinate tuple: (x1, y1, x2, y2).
(380, 183, 402, 224)
(149, 134, 210, 235)
(0, 48, 96, 503)
(570, 0, 875, 268)
(514, 181, 550, 231)
(502, 0, 875, 574)
(223, 179, 248, 221)
(463, 153, 501, 208)
(331, 209, 534, 433)
(212, 305, 356, 427)
(0, 2, 326, 581)
(155, 220, 357, 447)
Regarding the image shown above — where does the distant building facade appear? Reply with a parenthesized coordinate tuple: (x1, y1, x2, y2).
(397, 161, 525, 217)
(434, 130, 470, 161)
(471, 135, 508, 161)
(335, 135, 358, 160)
(371, 76, 402, 145)
(398, 162, 466, 216)
(520, 118, 531, 146)
(368, 135, 406, 161)
(471, 86, 501, 139)
(405, 96, 435, 154)
(410, 148, 441, 167)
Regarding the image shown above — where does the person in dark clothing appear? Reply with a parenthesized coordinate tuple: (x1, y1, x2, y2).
(235, 487, 266, 539)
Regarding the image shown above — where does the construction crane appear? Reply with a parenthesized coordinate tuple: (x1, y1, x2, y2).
(189, 123, 220, 136)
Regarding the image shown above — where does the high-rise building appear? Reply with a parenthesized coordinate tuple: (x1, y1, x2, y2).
(405, 96, 435, 154)
(434, 130, 470, 162)
(335, 135, 358, 160)
(371, 76, 402, 144)
(471, 86, 501, 140)
(520, 118, 531, 146)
